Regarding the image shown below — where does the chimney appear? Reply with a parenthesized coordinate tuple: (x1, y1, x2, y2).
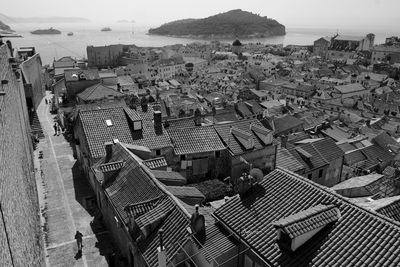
(238, 172, 254, 196)
(280, 135, 288, 148)
(157, 229, 166, 267)
(194, 108, 202, 126)
(105, 142, 113, 163)
(141, 96, 148, 112)
(154, 110, 163, 135)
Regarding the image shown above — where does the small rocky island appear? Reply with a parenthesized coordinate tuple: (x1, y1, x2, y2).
(148, 9, 285, 38)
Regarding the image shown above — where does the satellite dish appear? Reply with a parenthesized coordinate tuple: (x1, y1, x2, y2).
(250, 168, 263, 183)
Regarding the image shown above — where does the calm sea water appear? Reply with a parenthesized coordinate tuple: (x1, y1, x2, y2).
(6, 22, 400, 65)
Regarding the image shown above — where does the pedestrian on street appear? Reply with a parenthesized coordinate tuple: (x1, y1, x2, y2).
(45, 99, 48, 105)
(57, 124, 61, 136)
(75, 231, 83, 252)
(53, 123, 58, 136)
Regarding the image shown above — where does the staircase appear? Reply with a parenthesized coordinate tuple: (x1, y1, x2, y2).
(30, 111, 45, 140)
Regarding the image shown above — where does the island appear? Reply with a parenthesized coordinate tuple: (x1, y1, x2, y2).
(31, 28, 61, 35)
(0, 20, 14, 32)
(148, 9, 285, 38)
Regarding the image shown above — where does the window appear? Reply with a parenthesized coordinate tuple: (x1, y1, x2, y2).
(180, 155, 186, 160)
(319, 169, 323, 178)
(215, 151, 220, 158)
(308, 174, 312, 180)
(156, 150, 161, 156)
(105, 119, 113, 126)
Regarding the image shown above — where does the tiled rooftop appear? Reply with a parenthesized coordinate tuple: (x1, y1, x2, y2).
(276, 148, 305, 173)
(143, 157, 168, 169)
(214, 167, 400, 266)
(168, 126, 226, 155)
(214, 119, 272, 156)
(77, 83, 125, 101)
(271, 204, 340, 238)
(93, 143, 191, 267)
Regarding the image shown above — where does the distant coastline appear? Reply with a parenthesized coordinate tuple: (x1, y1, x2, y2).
(0, 13, 90, 23)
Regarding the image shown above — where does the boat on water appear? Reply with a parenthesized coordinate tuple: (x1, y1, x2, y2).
(31, 27, 61, 35)
(101, 27, 111, 32)
(67, 32, 73, 36)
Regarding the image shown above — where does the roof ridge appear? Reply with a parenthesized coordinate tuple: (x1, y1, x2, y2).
(275, 167, 400, 229)
(310, 142, 330, 165)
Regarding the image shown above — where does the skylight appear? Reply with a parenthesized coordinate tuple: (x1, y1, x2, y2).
(105, 119, 113, 126)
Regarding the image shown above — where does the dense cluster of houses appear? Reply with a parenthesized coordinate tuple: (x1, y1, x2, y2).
(48, 34, 400, 266)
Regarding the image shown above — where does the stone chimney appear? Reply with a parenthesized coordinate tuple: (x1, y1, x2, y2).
(154, 110, 163, 135)
(280, 135, 288, 148)
(141, 96, 148, 112)
(194, 108, 202, 126)
(105, 142, 113, 163)
(238, 172, 255, 196)
(157, 229, 166, 267)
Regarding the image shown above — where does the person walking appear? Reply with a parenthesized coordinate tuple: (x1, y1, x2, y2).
(57, 124, 61, 136)
(75, 231, 83, 252)
(45, 99, 48, 105)
(53, 123, 58, 135)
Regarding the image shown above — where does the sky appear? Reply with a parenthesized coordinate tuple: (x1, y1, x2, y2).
(2, 0, 400, 30)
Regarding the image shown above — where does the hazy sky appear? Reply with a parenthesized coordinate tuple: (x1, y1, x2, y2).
(3, 0, 400, 30)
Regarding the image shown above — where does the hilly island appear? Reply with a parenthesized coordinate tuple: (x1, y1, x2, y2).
(148, 9, 285, 39)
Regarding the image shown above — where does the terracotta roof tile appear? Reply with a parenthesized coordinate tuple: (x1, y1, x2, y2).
(77, 83, 125, 101)
(143, 157, 168, 169)
(168, 126, 225, 155)
(214, 119, 272, 155)
(214, 168, 400, 266)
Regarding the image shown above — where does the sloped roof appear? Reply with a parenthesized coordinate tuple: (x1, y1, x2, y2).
(78, 107, 137, 159)
(331, 174, 384, 190)
(334, 83, 366, 94)
(77, 83, 125, 101)
(214, 119, 272, 156)
(214, 167, 400, 267)
(143, 157, 168, 169)
(276, 148, 305, 173)
(288, 143, 329, 172)
(376, 199, 400, 223)
(168, 126, 226, 155)
(273, 115, 304, 135)
(92, 143, 191, 267)
(271, 204, 340, 238)
(166, 186, 205, 200)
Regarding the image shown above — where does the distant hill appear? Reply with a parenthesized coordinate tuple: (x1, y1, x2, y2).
(0, 20, 13, 32)
(148, 9, 285, 38)
(0, 13, 90, 23)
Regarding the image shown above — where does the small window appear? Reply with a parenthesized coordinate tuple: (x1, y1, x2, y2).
(308, 174, 312, 180)
(156, 150, 161, 156)
(180, 155, 186, 160)
(105, 119, 113, 126)
(319, 169, 323, 178)
(215, 151, 221, 158)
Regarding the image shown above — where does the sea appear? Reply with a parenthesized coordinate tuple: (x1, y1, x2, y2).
(6, 22, 400, 65)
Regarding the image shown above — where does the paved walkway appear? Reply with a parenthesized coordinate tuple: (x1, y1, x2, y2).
(35, 93, 115, 267)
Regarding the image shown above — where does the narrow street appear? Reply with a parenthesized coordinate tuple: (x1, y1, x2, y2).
(35, 93, 116, 267)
